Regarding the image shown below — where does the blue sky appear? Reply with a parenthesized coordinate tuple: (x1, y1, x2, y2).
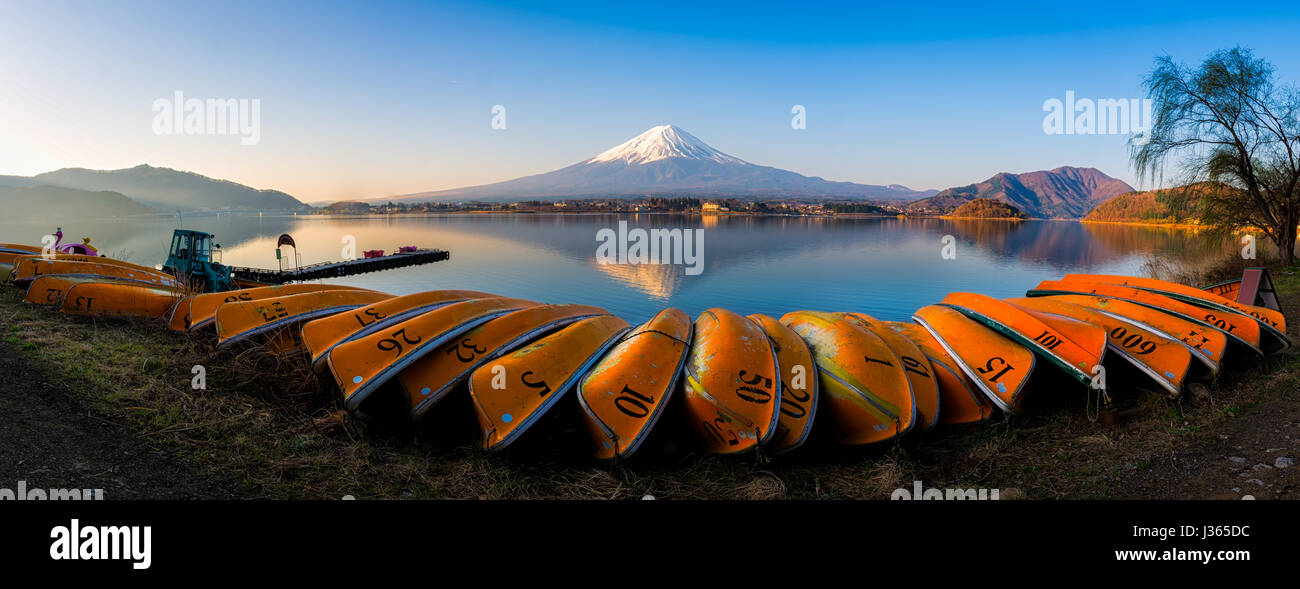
(2, 0, 1298, 202)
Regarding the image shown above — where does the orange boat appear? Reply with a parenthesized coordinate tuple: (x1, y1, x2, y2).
(748, 314, 819, 452)
(912, 305, 1037, 413)
(403, 303, 608, 421)
(0, 243, 43, 254)
(885, 321, 995, 425)
(1202, 279, 1240, 301)
(6, 251, 157, 272)
(681, 309, 783, 454)
(1028, 280, 1264, 357)
(941, 292, 1106, 389)
(781, 311, 916, 445)
(329, 297, 537, 411)
(179, 284, 375, 332)
(10, 257, 183, 289)
(59, 281, 184, 318)
(214, 290, 394, 349)
(167, 296, 194, 331)
(10, 252, 173, 276)
(1042, 294, 1225, 375)
(0, 250, 37, 265)
(1060, 273, 1288, 351)
(578, 308, 692, 459)
(469, 314, 630, 451)
(300, 290, 498, 370)
(847, 313, 941, 431)
(24, 275, 147, 306)
(1006, 297, 1194, 397)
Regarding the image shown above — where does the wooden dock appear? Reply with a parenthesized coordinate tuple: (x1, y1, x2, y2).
(229, 249, 449, 284)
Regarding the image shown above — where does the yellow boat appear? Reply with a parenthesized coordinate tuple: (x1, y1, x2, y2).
(179, 284, 376, 332)
(940, 292, 1106, 389)
(214, 290, 394, 349)
(885, 321, 995, 425)
(781, 311, 916, 445)
(1202, 279, 1240, 301)
(578, 308, 692, 459)
(10, 253, 172, 277)
(24, 275, 149, 306)
(403, 303, 608, 421)
(912, 305, 1037, 413)
(11, 258, 182, 289)
(1006, 297, 1194, 397)
(166, 296, 194, 331)
(0, 243, 43, 254)
(301, 290, 498, 370)
(1042, 294, 1225, 376)
(60, 281, 185, 318)
(328, 297, 537, 411)
(847, 312, 941, 432)
(469, 314, 630, 451)
(0, 251, 37, 265)
(1060, 273, 1288, 352)
(682, 309, 783, 454)
(748, 314, 819, 453)
(1029, 280, 1264, 357)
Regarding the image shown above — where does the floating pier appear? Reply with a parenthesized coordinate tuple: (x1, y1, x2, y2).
(229, 249, 450, 284)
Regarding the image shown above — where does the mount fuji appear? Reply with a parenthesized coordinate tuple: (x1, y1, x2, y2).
(389, 125, 936, 203)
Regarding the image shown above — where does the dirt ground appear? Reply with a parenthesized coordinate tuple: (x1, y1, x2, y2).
(0, 340, 242, 499)
(1112, 376, 1300, 499)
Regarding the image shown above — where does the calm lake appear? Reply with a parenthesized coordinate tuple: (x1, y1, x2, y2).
(1, 214, 1240, 325)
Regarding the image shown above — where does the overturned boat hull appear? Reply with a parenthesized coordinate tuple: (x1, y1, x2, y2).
(575, 308, 693, 459)
(402, 303, 608, 421)
(912, 305, 1037, 413)
(748, 313, 819, 452)
(469, 314, 630, 451)
(781, 311, 916, 445)
(329, 297, 538, 411)
(683, 309, 782, 454)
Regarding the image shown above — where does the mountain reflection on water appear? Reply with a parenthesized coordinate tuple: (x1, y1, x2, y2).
(0, 213, 1240, 324)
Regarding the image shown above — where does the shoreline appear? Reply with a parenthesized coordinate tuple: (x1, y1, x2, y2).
(2, 265, 1298, 499)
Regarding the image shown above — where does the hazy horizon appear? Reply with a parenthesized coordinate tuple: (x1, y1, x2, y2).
(3, 1, 1298, 202)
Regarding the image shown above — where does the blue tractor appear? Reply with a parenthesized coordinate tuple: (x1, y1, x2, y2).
(162, 229, 236, 293)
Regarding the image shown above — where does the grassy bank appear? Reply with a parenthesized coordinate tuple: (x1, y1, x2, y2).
(3, 265, 1298, 499)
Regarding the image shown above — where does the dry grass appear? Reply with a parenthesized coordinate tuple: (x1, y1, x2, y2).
(4, 263, 1300, 499)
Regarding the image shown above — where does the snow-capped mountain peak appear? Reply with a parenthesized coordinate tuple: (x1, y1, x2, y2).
(586, 124, 747, 165)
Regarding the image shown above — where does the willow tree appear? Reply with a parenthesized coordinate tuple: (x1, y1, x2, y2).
(1133, 47, 1300, 264)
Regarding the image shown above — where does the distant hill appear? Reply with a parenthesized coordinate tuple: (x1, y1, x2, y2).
(0, 175, 41, 188)
(1082, 183, 1224, 224)
(33, 164, 308, 212)
(390, 125, 937, 203)
(325, 200, 372, 214)
(949, 198, 1026, 219)
(0, 185, 158, 220)
(908, 166, 1133, 218)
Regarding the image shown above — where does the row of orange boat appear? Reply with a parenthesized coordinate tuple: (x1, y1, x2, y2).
(1, 240, 1288, 459)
